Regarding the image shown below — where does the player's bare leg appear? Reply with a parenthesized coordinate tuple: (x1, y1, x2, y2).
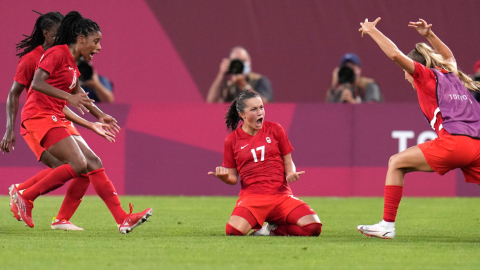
(226, 216, 251, 235)
(358, 146, 434, 239)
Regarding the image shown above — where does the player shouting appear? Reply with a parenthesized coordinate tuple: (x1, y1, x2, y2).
(2, 11, 116, 230)
(208, 90, 322, 236)
(11, 11, 152, 234)
(357, 18, 480, 239)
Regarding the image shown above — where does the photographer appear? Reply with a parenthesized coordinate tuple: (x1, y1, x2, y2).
(206, 46, 273, 103)
(328, 66, 358, 103)
(78, 59, 114, 103)
(325, 53, 383, 103)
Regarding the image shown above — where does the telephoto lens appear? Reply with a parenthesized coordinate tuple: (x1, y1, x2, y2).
(227, 59, 244, 74)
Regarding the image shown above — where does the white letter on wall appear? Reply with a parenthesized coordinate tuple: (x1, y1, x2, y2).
(392, 131, 414, 153)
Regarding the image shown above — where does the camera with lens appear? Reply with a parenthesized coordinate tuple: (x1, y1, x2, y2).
(338, 65, 356, 85)
(227, 59, 245, 75)
(330, 65, 356, 103)
(78, 60, 94, 82)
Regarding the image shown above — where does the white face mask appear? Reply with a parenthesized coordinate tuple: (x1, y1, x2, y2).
(243, 62, 251, 75)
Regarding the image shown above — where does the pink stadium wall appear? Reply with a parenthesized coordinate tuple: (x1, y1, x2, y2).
(1, 1, 479, 196)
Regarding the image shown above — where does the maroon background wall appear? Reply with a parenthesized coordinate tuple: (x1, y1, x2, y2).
(1, 1, 479, 196)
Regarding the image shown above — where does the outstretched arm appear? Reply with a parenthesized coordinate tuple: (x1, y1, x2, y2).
(408, 19, 456, 68)
(359, 18, 415, 74)
(1, 82, 25, 153)
(63, 106, 115, 142)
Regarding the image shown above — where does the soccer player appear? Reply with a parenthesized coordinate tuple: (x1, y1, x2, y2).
(356, 18, 480, 239)
(208, 90, 322, 236)
(11, 11, 152, 234)
(2, 11, 116, 231)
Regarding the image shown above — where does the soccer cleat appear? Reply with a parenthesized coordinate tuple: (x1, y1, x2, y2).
(51, 217, 84, 231)
(357, 221, 396, 239)
(8, 184, 22, 221)
(14, 190, 34, 228)
(118, 203, 152, 234)
(251, 223, 277, 236)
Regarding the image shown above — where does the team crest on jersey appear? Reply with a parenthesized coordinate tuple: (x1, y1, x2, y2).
(266, 137, 271, 143)
(52, 115, 57, 122)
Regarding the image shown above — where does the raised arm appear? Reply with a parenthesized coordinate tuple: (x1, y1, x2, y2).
(408, 19, 456, 68)
(31, 68, 94, 114)
(359, 18, 415, 74)
(1, 82, 25, 153)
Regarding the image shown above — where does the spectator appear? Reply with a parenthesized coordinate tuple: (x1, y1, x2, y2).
(207, 46, 273, 103)
(78, 59, 114, 103)
(472, 60, 480, 102)
(326, 53, 383, 103)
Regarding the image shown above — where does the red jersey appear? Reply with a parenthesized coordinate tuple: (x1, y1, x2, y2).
(13, 46, 45, 135)
(411, 61, 450, 136)
(223, 121, 294, 196)
(21, 45, 80, 124)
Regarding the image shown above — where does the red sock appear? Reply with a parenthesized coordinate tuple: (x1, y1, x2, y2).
(17, 168, 53, 190)
(226, 223, 245, 235)
(56, 174, 90, 221)
(22, 164, 77, 201)
(271, 223, 322, 236)
(383, 185, 404, 222)
(88, 168, 126, 224)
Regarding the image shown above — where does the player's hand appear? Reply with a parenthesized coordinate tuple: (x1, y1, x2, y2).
(97, 114, 120, 134)
(90, 122, 116, 142)
(408, 19, 432, 38)
(219, 58, 230, 75)
(359, 17, 381, 37)
(207, 166, 230, 182)
(286, 171, 305, 183)
(1, 129, 15, 153)
(68, 93, 94, 115)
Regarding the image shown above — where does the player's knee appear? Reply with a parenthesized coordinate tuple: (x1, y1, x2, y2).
(302, 223, 322, 237)
(69, 157, 88, 175)
(388, 154, 401, 170)
(86, 154, 103, 171)
(226, 223, 245, 236)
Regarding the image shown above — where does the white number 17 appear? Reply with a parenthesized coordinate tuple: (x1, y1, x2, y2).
(251, 146, 265, 162)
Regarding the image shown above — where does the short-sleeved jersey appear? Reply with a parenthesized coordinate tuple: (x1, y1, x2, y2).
(13, 45, 45, 135)
(14, 45, 44, 93)
(21, 45, 80, 123)
(223, 121, 294, 196)
(411, 61, 450, 136)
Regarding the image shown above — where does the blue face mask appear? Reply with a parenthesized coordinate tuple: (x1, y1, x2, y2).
(243, 62, 251, 75)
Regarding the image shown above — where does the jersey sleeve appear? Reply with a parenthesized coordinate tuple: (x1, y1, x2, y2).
(38, 51, 60, 75)
(412, 61, 436, 95)
(13, 55, 36, 86)
(222, 135, 237, 168)
(273, 123, 294, 156)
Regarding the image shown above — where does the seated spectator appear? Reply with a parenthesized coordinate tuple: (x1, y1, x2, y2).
(78, 60, 114, 103)
(326, 53, 383, 103)
(207, 46, 273, 103)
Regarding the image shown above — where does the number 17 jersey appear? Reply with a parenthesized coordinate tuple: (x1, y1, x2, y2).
(223, 121, 294, 197)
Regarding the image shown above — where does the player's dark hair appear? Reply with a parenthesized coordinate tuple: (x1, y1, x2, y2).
(225, 90, 260, 132)
(16, 11, 64, 58)
(54, 11, 100, 46)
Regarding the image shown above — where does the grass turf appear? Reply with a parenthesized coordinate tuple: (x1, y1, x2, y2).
(1, 196, 480, 270)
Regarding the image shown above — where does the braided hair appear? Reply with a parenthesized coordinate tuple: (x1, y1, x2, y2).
(16, 11, 64, 58)
(54, 11, 100, 46)
(225, 90, 260, 131)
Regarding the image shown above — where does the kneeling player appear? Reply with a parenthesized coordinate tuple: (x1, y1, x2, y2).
(208, 90, 322, 236)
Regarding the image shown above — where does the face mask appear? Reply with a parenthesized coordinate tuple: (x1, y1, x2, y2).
(243, 62, 251, 75)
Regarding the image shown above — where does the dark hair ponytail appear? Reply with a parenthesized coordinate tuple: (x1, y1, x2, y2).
(16, 11, 64, 58)
(54, 11, 100, 46)
(225, 90, 260, 132)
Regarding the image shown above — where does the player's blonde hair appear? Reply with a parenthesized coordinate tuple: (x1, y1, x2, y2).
(407, 43, 480, 92)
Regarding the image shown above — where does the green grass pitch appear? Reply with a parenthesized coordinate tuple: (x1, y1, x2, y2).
(1, 196, 480, 270)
